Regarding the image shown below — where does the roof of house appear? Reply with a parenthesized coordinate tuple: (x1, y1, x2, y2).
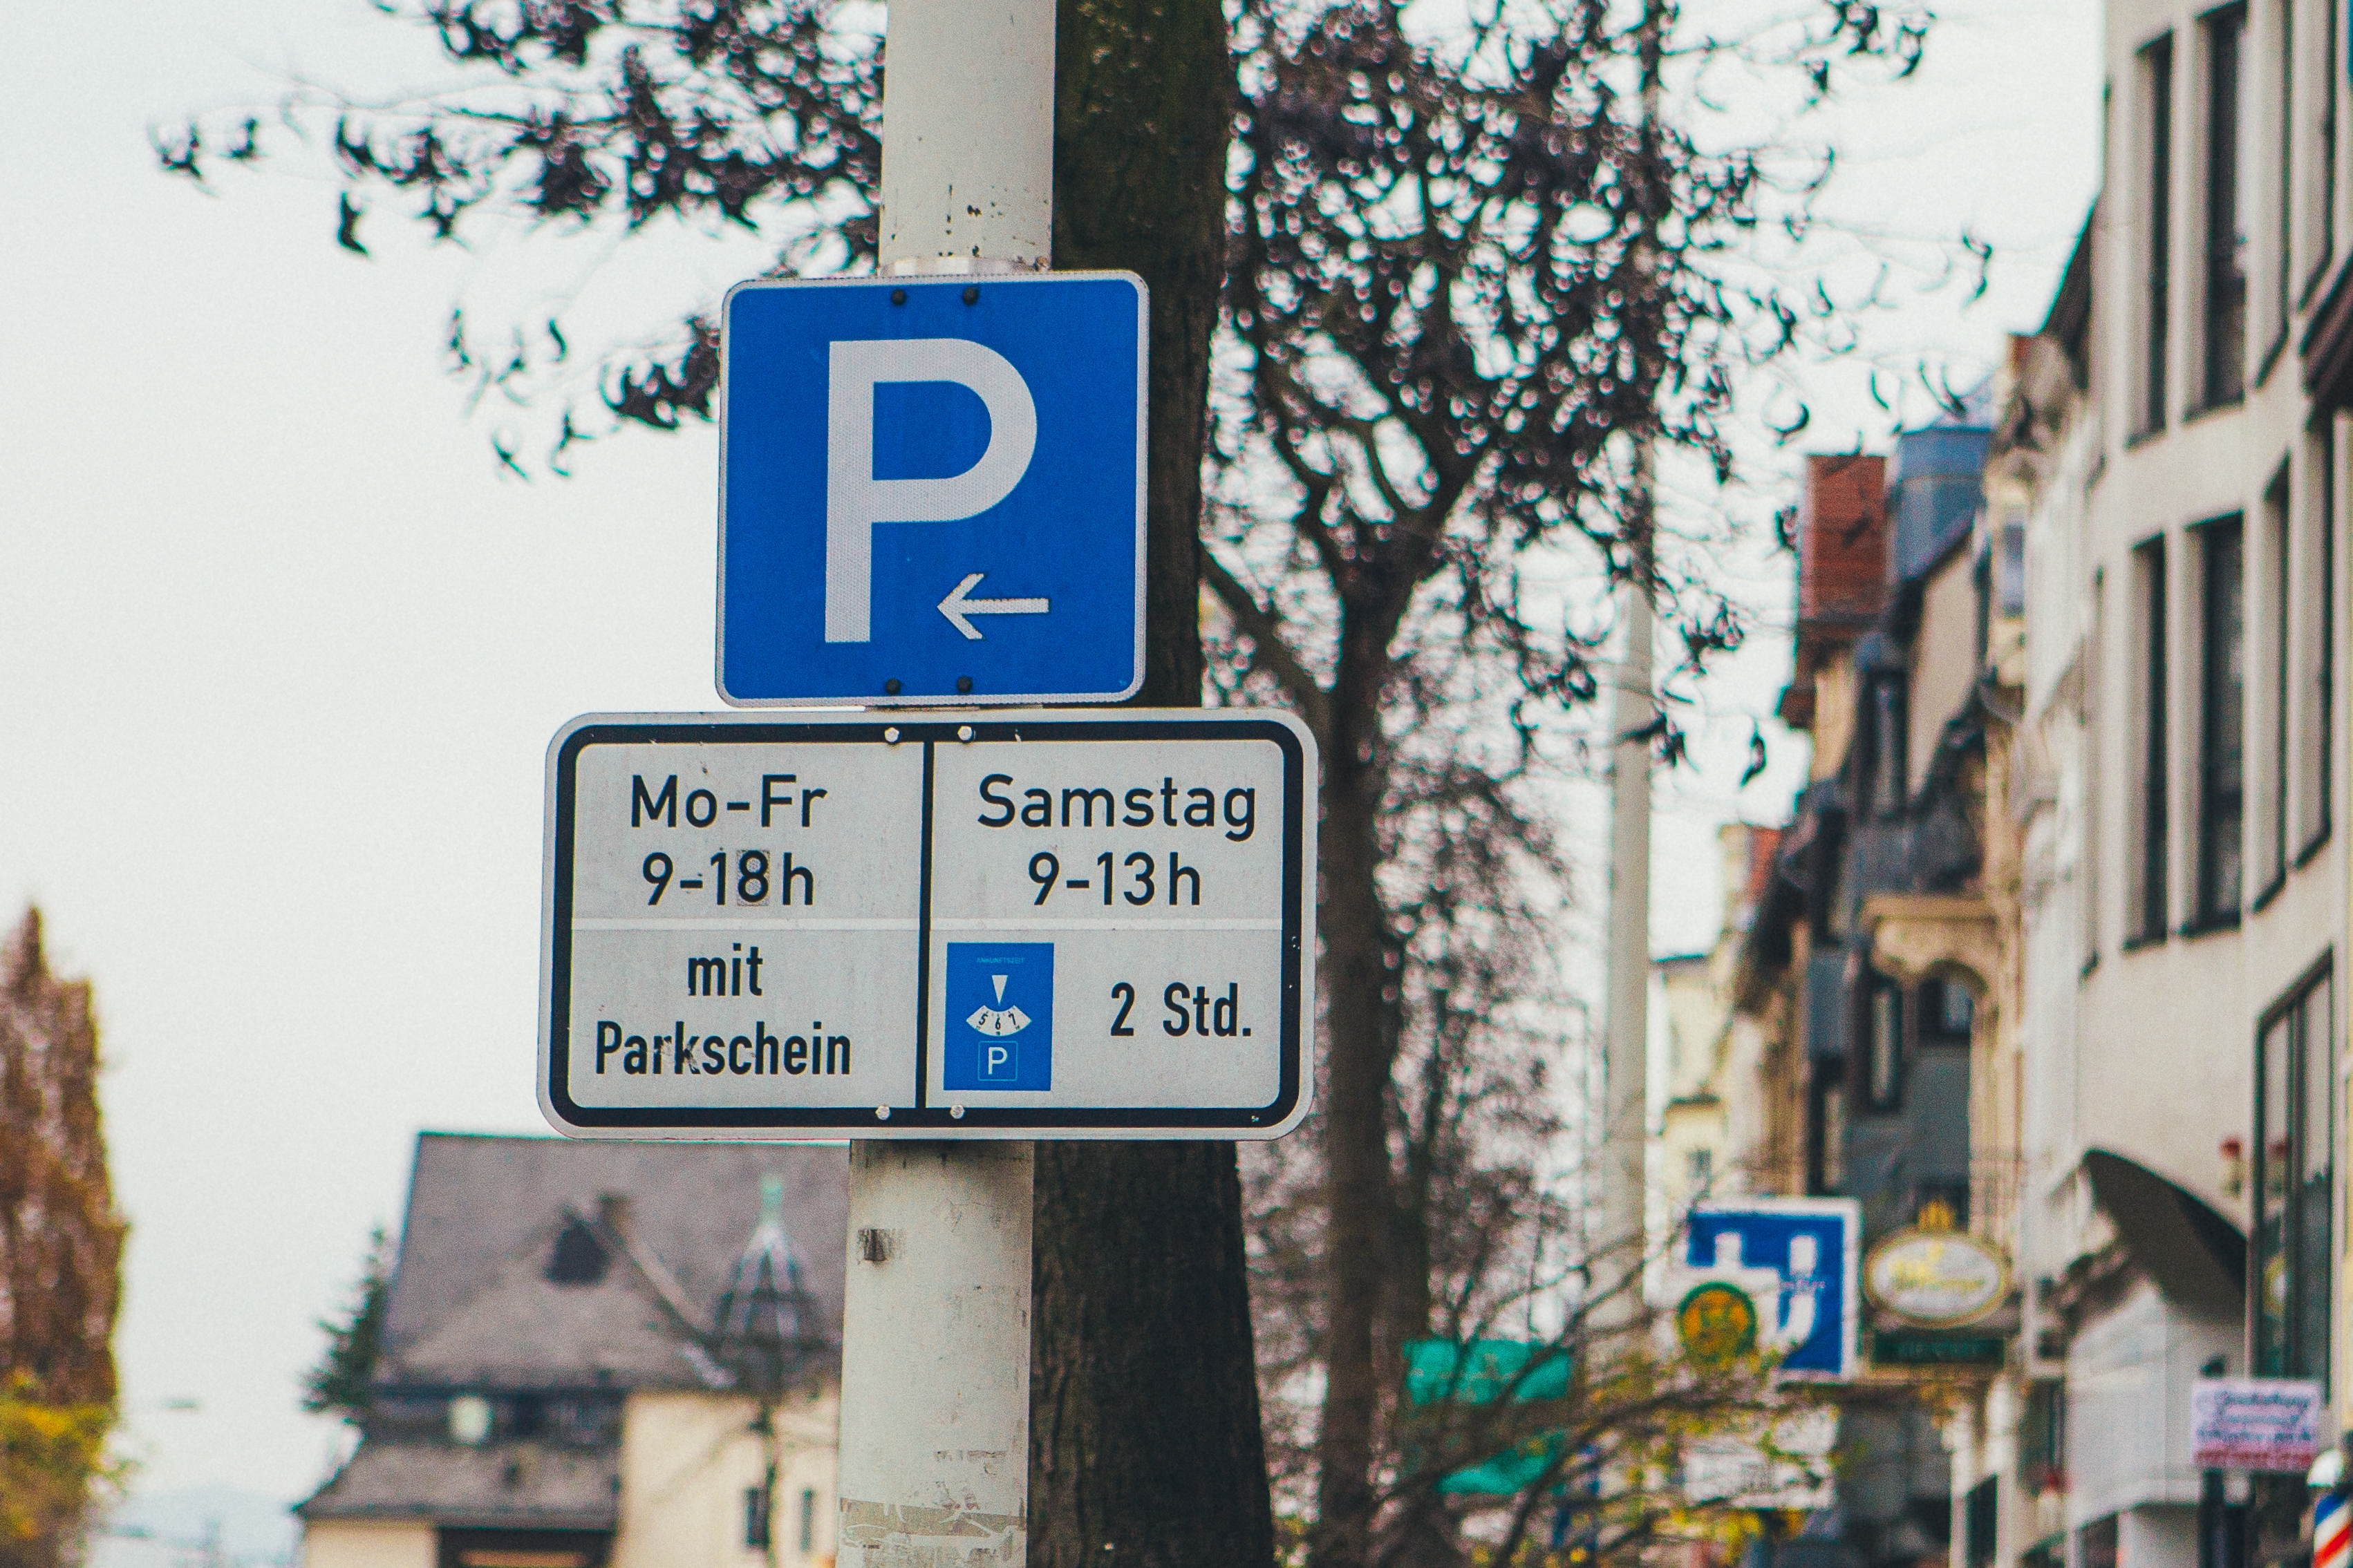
(377, 1133, 849, 1393)
(301, 1133, 849, 1527)
(301, 1441, 620, 1530)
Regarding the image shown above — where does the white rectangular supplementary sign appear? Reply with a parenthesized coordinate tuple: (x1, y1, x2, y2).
(538, 709, 1317, 1139)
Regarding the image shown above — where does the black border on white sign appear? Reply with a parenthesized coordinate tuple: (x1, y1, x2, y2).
(538, 708, 1317, 1139)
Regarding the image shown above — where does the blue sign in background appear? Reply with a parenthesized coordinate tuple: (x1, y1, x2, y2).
(720, 274, 1145, 705)
(944, 942, 1056, 1091)
(1685, 1202, 1857, 1379)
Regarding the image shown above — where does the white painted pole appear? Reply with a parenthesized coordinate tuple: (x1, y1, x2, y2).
(836, 3, 1054, 1562)
(836, 1142, 1035, 1560)
(1597, 576, 1653, 1323)
(1596, 0, 1662, 1337)
(877, 0, 1056, 271)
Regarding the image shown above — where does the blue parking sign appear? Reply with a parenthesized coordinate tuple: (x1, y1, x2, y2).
(719, 273, 1147, 706)
(944, 943, 1055, 1091)
(1683, 1199, 1860, 1380)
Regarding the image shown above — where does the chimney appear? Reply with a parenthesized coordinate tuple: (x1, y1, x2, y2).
(1795, 453, 1890, 628)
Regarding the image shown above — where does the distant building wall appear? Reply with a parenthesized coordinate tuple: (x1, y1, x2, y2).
(302, 1522, 435, 1568)
(2062, 1279, 2235, 1527)
(1909, 554, 1984, 800)
(613, 1391, 838, 1568)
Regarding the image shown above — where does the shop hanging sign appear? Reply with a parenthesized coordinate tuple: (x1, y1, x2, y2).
(2191, 1378, 2325, 1473)
(1862, 1226, 2009, 1328)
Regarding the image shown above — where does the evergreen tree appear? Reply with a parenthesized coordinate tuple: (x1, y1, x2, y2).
(303, 1227, 391, 1424)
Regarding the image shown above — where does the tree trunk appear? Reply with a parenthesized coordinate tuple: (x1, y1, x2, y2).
(1311, 657, 1395, 1568)
(1031, 1143, 1270, 1567)
(1026, 5, 1274, 1567)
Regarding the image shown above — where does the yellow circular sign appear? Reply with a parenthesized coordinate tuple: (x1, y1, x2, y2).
(1676, 1281, 1760, 1365)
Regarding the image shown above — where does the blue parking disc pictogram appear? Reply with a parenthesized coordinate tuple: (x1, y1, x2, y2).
(944, 943, 1054, 1090)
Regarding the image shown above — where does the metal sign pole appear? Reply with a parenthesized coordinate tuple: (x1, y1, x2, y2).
(838, 2, 1053, 1562)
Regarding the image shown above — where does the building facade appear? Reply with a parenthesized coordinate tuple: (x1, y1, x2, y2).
(1729, 411, 2034, 1568)
(1721, 7, 2353, 1562)
(1987, 0, 2353, 1560)
(298, 1135, 846, 1568)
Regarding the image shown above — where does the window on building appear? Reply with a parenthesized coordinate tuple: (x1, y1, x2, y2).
(799, 1488, 818, 1554)
(2197, 515, 2246, 926)
(2021, 1380, 2067, 1499)
(1920, 975, 1976, 1045)
(1808, 1073, 1846, 1194)
(2085, 570, 2106, 964)
(2200, 3, 2248, 409)
(1965, 1478, 1999, 1568)
(1864, 672, 1907, 819)
(2130, 538, 2171, 941)
(1997, 509, 2028, 618)
(2253, 961, 2334, 1389)
(744, 1487, 771, 1551)
(2325, 0, 2340, 280)
(1863, 974, 1904, 1113)
(545, 1218, 609, 1286)
(2142, 35, 2176, 434)
(2079, 1515, 2119, 1568)
(2300, 0, 2338, 299)
(1974, 548, 1994, 670)
(2296, 424, 2334, 858)
(1687, 1146, 1714, 1191)
(2274, 0, 2291, 342)
(2260, 471, 2289, 897)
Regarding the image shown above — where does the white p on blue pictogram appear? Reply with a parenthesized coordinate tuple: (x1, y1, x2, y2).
(825, 338, 1038, 643)
(720, 272, 1146, 706)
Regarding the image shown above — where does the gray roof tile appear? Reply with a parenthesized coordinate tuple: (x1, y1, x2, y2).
(300, 1440, 619, 1527)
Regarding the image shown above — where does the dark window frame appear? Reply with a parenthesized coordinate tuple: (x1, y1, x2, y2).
(1919, 974, 1978, 1047)
(2296, 424, 2335, 865)
(1806, 1068, 1846, 1196)
(2200, 3, 2249, 413)
(2301, 0, 2339, 306)
(2144, 34, 2177, 437)
(2081, 1513, 2121, 1568)
(2252, 954, 2334, 1390)
(2085, 569, 2106, 965)
(2257, 469, 2289, 907)
(2274, 0, 2292, 342)
(1965, 1477, 1999, 1568)
(1997, 508, 2029, 618)
(1860, 972, 1906, 1114)
(435, 1532, 611, 1568)
(2195, 512, 2247, 929)
(2132, 537, 2172, 943)
(1863, 670, 1909, 820)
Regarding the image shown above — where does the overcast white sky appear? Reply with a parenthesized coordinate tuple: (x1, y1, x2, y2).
(0, 0, 2097, 1509)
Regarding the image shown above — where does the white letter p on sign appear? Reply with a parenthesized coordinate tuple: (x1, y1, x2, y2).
(825, 338, 1038, 643)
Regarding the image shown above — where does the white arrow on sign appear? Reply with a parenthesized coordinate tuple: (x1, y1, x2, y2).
(937, 572, 1050, 640)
